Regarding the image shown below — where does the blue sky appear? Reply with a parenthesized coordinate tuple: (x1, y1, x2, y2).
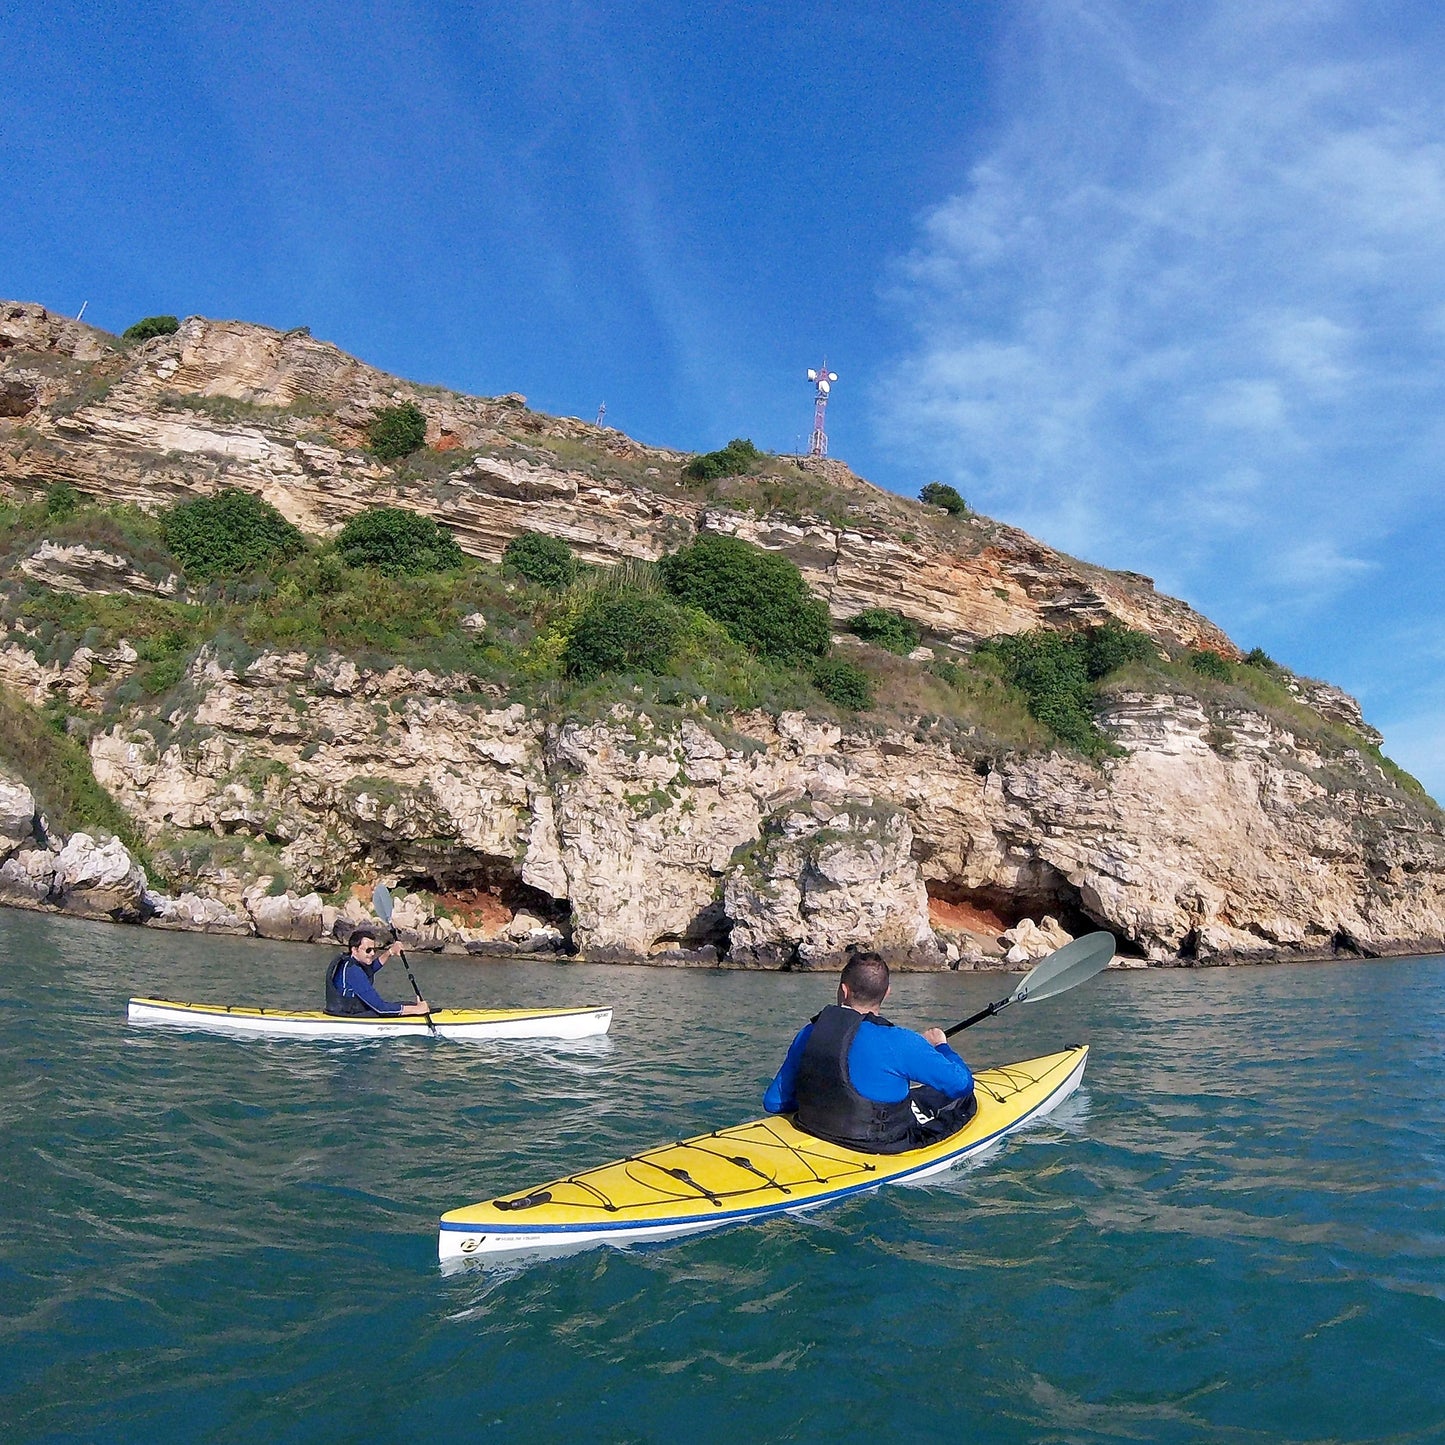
(4, 1, 1442, 799)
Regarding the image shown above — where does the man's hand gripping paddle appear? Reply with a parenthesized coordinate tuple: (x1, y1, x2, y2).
(372, 882, 438, 1037)
(944, 931, 1117, 1038)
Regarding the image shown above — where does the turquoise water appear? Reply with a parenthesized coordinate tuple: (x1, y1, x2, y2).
(3, 911, 1444, 1443)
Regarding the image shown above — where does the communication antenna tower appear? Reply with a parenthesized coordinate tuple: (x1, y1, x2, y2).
(806, 360, 838, 458)
(596, 402, 607, 427)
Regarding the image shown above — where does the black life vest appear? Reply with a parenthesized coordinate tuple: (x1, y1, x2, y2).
(793, 1004, 917, 1154)
(324, 953, 382, 1016)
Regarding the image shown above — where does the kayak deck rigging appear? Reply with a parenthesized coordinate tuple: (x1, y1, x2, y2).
(439, 1045, 1088, 1261)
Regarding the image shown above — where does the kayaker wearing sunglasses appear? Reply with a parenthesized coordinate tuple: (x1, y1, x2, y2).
(324, 926, 433, 1017)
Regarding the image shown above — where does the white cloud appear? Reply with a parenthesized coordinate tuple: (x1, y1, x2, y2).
(874, 0, 1445, 651)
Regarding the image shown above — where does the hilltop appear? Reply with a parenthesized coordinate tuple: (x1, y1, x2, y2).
(0, 299, 1441, 966)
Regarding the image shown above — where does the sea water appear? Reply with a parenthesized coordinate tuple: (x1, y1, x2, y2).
(2, 909, 1443, 1443)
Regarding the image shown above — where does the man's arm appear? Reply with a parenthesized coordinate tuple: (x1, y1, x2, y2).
(338, 960, 407, 1016)
(896, 1029, 975, 1098)
(763, 1025, 813, 1113)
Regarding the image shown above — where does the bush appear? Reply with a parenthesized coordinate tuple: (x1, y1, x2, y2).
(658, 534, 830, 663)
(368, 402, 428, 461)
(1080, 620, 1156, 679)
(336, 507, 464, 576)
(812, 656, 873, 710)
(1244, 647, 1277, 669)
(563, 592, 685, 681)
(163, 488, 306, 579)
(848, 608, 921, 655)
(682, 437, 765, 483)
(503, 531, 578, 590)
(122, 315, 180, 342)
(1189, 648, 1233, 681)
(975, 623, 1156, 756)
(920, 481, 968, 516)
(45, 482, 80, 520)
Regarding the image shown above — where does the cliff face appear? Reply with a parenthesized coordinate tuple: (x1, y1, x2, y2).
(0, 301, 1233, 650)
(2, 300, 1442, 966)
(47, 646, 1439, 966)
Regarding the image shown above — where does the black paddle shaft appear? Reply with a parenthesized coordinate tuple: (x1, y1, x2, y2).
(945, 998, 1010, 1038)
(371, 883, 438, 1037)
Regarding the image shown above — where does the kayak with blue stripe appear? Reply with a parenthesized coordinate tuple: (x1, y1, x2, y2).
(438, 1044, 1087, 1262)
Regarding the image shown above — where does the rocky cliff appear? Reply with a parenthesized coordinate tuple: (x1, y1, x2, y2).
(2, 299, 1442, 967)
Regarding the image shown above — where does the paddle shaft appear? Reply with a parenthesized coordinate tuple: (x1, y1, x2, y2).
(945, 997, 1012, 1038)
(371, 884, 438, 1037)
(389, 942, 438, 1036)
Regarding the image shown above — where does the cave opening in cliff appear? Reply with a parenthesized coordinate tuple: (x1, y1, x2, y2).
(648, 899, 732, 959)
(926, 866, 1100, 945)
(387, 852, 573, 948)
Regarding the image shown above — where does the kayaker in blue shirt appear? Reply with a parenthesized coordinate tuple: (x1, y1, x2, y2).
(764, 951, 976, 1153)
(324, 926, 432, 1017)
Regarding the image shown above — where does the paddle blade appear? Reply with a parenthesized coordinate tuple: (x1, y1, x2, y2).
(1009, 931, 1116, 1005)
(371, 882, 394, 926)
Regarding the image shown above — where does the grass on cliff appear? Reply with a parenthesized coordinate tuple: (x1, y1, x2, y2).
(7, 494, 1426, 797)
(0, 684, 157, 868)
(1096, 650, 1435, 807)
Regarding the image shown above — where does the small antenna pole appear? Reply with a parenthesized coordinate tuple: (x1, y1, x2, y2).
(76, 301, 88, 322)
(805, 360, 838, 458)
(596, 402, 607, 427)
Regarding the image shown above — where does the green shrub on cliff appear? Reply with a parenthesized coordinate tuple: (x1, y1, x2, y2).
(976, 622, 1155, 757)
(920, 481, 968, 516)
(336, 507, 463, 576)
(812, 656, 873, 710)
(0, 685, 154, 867)
(563, 591, 685, 681)
(45, 482, 80, 520)
(848, 607, 921, 655)
(504, 531, 578, 591)
(1188, 648, 1233, 681)
(368, 402, 428, 461)
(682, 438, 765, 482)
(122, 315, 180, 343)
(163, 488, 306, 579)
(658, 534, 830, 664)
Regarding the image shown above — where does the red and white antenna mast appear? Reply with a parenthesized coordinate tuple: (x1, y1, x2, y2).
(806, 360, 838, 458)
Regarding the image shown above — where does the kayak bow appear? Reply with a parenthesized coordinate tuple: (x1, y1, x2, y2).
(126, 998, 612, 1042)
(439, 1044, 1087, 1263)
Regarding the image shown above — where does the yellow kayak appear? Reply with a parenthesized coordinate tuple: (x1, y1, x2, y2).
(439, 1044, 1087, 1262)
(126, 997, 612, 1041)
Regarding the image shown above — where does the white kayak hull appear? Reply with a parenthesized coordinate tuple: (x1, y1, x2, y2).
(126, 998, 612, 1041)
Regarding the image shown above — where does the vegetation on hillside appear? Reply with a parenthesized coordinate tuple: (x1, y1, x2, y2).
(368, 402, 428, 461)
(920, 481, 969, 516)
(848, 608, 921, 655)
(0, 487, 1432, 809)
(0, 684, 158, 871)
(163, 488, 306, 579)
(336, 506, 464, 576)
(122, 315, 180, 343)
(975, 623, 1158, 757)
(503, 531, 578, 591)
(658, 534, 830, 664)
(682, 437, 765, 482)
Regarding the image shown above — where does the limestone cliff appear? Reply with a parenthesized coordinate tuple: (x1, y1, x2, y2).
(1, 299, 1442, 966)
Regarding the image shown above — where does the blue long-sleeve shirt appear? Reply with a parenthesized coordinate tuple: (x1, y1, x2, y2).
(764, 1015, 974, 1113)
(331, 957, 406, 1016)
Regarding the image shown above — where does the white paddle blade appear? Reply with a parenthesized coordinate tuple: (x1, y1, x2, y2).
(371, 882, 394, 925)
(1010, 931, 1117, 1004)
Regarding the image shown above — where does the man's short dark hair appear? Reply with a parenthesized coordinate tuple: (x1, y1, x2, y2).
(347, 925, 380, 951)
(840, 951, 889, 1005)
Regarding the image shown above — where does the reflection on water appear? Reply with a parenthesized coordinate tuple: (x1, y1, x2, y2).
(3, 908, 1445, 1442)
